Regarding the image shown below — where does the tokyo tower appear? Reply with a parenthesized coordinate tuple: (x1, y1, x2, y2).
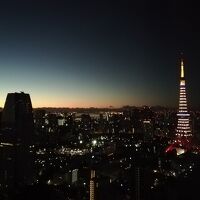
(176, 59, 192, 140)
(166, 58, 192, 154)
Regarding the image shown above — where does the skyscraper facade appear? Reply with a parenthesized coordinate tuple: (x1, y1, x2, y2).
(90, 170, 96, 200)
(0, 92, 34, 187)
(176, 59, 192, 140)
(1, 92, 34, 144)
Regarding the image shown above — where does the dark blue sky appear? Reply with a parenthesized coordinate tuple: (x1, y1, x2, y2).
(0, 0, 199, 108)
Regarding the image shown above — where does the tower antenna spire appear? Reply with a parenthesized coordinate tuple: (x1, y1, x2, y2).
(181, 57, 184, 78)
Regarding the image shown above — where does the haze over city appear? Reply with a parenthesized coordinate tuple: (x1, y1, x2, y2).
(0, 0, 200, 108)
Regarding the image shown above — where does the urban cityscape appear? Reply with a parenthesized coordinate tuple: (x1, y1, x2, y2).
(0, 1, 200, 200)
(0, 59, 200, 200)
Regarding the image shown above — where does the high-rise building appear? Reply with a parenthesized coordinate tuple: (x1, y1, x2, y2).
(1, 92, 34, 144)
(0, 92, 34, 187)
(90, 170, 96, 200)
(176, 59, 192, 140)
(135, 167, 141, 200)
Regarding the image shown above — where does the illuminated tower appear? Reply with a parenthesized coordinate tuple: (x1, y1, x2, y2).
(176, 59, 192, 140)
(90, 170, 96, 200)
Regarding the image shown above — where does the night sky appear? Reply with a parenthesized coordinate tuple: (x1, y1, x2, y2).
(0, 0, 200, 108)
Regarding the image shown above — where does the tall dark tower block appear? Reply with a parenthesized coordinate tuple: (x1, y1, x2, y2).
(1, 92, 34, 143)
(0, 92, 34, 188)
(135, 167, 141, 200)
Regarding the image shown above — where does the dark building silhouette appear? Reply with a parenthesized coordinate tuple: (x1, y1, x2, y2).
(1, 92, 34, 143)
(34, 109, 46, 128)
(0, 92, 34, 188)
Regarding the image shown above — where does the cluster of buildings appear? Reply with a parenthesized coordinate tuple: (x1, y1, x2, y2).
(0, 59, 199, 199)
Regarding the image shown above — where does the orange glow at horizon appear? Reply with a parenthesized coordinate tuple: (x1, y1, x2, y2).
(0, 94, 148, 109)
(31, 98, 140, 108)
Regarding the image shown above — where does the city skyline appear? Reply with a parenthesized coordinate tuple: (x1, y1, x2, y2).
(0, 1, 200, 108)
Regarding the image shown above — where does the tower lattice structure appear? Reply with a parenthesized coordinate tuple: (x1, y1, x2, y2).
(175, 59, 192, 141)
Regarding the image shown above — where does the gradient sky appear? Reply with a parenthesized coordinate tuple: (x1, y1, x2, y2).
(0, 0, 200, 108)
